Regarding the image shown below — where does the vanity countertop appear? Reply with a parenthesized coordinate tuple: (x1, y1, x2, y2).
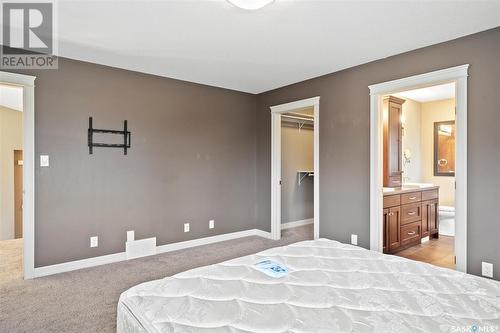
(383, 184, 439, 196)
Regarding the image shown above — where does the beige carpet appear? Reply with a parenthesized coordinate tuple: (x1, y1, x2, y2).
(0, 225, 313, 333)
(0, 238, 23, 285)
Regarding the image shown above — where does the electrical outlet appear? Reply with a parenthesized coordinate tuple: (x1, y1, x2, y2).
(351, 234, 358, 246)
(127, 230, 135, 242)
(184, 223, 190, 233)
(90, 236, 98, 248)
(40, 155, 49, 167)
(209, 220, 215, 229)
(482, 262, 493, 278)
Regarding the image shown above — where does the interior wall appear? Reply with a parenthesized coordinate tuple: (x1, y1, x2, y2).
(421, 98, 456, 206)
(281, 123, 314, 224)
(0, 106, 23, 240)
(3, 27, 498, 279)
(401, 98, 422, 183)
(10, 58, 257, 267)
(256, 27, 500, 279)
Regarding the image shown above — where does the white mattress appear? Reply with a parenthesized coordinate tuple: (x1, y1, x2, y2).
(117, 239, 500, 333)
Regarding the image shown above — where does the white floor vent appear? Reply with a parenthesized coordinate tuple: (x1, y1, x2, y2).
(126, 237, 157, 260)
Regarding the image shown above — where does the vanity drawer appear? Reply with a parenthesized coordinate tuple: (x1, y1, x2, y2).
(401, 221, 421, 246)
(422, 189, 438, 201)
(401, 203, 421, 224)
(401, 191, 422, 204)
(383, 195, 400, 208)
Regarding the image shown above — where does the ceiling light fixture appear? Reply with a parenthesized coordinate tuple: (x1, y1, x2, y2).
(227, 0, 274, 10)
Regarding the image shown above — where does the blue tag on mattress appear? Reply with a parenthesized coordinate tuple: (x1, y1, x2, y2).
(255, 260, 289, 278)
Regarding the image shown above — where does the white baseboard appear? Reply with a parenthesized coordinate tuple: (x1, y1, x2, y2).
(156, 229, 272, 253)
(34, 252, 127, 278)
(33, 229, 272, 278)
(253, 229, 273, 239)
(281, 218, 314, 230)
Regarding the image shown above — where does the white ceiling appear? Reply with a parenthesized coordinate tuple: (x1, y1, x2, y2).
(0, 85, 23, 111)
(55, 0, 500, 94)
(395, 83, 455, 103)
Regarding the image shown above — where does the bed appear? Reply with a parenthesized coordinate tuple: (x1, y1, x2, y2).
(117, 239, 500, 332)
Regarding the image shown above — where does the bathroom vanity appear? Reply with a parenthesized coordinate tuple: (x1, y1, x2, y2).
(383, 185, 440, 254)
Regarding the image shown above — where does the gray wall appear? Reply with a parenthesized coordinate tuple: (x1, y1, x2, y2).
(16, 58, 257, 267)
(256, 27, 500, 278)
(281, 124, 314, 223)
(7, 27, 500, 279)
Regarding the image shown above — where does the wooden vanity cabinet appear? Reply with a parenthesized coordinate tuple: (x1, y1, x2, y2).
(383, 205, 401, 252)
(428, 199, 439, 236)
(383, 188, 439, 254)
(387, 206, 401, 251)
(383, 209, 389, 253)
(383, 96, 405, 187)
(421, 200, 431, 238)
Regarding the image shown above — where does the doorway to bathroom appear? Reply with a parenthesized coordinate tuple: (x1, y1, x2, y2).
(385, 83, 457, 269)
(369, 65, 468, 272)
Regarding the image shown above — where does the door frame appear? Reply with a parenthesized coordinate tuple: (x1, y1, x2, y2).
(368, 65, 468, 272)
(0, 71, 36, 279)
(270, 96, 320, 240)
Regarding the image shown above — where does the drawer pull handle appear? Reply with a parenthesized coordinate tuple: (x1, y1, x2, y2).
(407, 231, 416, 236)
(407, 211, 416, 216)
(409, 196, 417, 200)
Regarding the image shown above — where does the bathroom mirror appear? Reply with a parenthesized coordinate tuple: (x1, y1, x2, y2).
(434, 120, 455, 176)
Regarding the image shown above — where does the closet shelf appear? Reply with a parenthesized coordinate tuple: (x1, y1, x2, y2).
(297, 170, 314, 185)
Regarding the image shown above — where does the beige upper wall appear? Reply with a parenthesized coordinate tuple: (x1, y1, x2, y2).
(421, 98, 456, 206)
(0, 106, 23, 240)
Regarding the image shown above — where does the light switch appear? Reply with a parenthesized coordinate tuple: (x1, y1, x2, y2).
(127, 230, 135, 242)
(40, 155, 49, 167)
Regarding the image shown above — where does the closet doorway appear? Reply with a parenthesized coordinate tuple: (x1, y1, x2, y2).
(270, 97, 320, 240)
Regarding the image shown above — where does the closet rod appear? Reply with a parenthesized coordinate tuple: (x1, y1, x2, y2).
(281, 115, 314, 122)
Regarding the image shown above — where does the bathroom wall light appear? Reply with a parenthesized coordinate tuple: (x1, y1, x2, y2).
(400, 113, 406, 136)
(227, 0, 274, 10)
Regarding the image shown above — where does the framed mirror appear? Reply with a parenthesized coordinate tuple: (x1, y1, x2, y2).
(434, 120, 455, 176)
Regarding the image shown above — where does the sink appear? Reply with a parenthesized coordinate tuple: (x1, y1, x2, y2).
(383, 183, 434, 193)
(402, 182, 435, 188)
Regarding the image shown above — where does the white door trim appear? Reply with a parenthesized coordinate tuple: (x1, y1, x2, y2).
(270, 96, 320, 240)
(368, 64, 469, 272)
(0, 71, 37, 279)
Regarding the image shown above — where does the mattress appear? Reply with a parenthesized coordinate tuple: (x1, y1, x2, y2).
(117, 239, 500, 333)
